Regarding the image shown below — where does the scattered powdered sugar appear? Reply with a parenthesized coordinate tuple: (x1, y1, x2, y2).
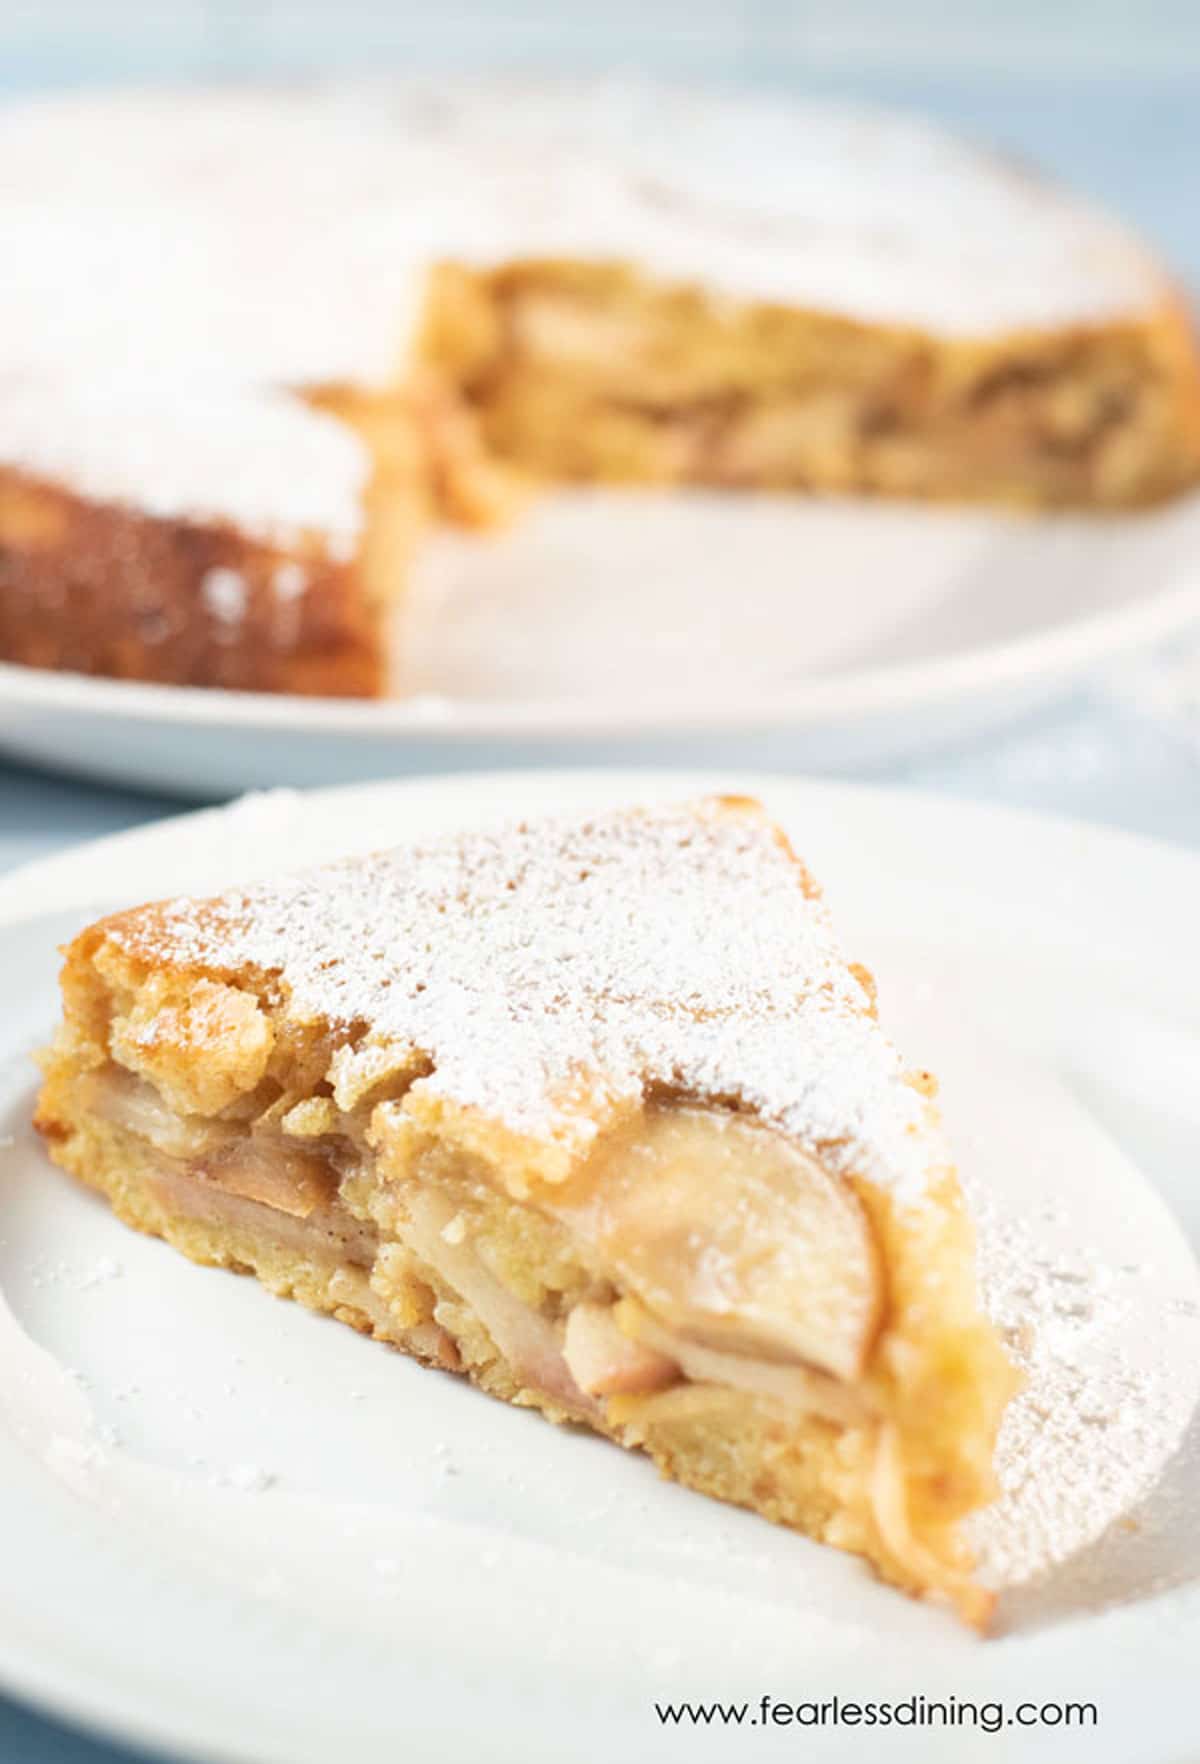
(200, 567, 248, 630)
(271, 562, 309, 602)
(77, 1256, 123, 1290)
(268, 563, 310, 648)
(44, 1435, 107, 1480)
(214, 1463, 277, 1494)
(110, 800, 940, 1199)
(967, 1196, 1193, 1589)
(28, 1254, 123, 1292)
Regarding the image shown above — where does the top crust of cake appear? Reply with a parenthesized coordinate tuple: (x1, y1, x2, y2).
(0, 78, 1164, 388)
(0, 376, 369, 553)
(91, 797, 941, 1202)
(0, 79, 1175, 534)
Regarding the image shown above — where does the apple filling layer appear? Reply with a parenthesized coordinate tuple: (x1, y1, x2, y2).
(425, 261, 1200, 507)
(87, 1069, 883, 1433)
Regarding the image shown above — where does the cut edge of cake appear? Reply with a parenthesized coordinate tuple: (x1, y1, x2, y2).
(422, 260, 1200, 509)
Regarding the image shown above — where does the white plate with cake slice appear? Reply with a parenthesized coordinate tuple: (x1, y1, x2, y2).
(5, 486, 1200, 797)
(0, 769, 1197, 1764)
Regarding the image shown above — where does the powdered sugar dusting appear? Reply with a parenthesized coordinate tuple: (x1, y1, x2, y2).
(0, 80, 1159, 385)
(200, 568, 248, 630)
(108, 800, 938, 1198)
(0, 80, 1164, 528)
(271, 563, 309, 603)
(967, 1194, 1196, 1589)
(0, 376, 368, 549)
(214, 1462, 277, 1494)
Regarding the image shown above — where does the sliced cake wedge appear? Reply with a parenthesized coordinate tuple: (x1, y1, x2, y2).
(35, 796, 1015, 1623)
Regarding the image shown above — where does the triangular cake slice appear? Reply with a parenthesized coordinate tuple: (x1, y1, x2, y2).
(36, 797, 1015, 1622)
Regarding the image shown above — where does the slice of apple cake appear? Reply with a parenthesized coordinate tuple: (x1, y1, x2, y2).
(35, 796, 1014, 1623)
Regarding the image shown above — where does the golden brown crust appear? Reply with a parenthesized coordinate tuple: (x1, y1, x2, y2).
(0, 374, 529, 696)
(0, 464, 384, 696)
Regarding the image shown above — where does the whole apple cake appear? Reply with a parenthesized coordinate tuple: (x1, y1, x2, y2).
(1, 81, 1198, 695)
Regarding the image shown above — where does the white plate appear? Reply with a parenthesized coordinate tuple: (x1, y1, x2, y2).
(0, 769, 1198, 1764)
(4, 490, 1200, 796)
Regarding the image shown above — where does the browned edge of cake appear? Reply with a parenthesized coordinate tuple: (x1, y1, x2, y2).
(0, 462, 383, 697)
